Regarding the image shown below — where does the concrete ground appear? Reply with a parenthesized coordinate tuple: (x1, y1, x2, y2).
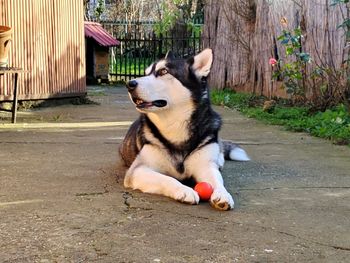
(0, 85, 349, 263)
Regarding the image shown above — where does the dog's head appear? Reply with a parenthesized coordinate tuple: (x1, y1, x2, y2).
(126, 48, 213, 113)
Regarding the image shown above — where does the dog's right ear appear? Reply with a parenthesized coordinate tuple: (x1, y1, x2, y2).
(190, 48, 213, 79)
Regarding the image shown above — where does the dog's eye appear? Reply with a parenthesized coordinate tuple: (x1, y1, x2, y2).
(158, 68, 168, 76)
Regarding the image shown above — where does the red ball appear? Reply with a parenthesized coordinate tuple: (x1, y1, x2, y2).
(194, 182, 213, 201)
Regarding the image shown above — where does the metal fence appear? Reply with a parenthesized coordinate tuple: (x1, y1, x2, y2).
(101, 21, 206, 81)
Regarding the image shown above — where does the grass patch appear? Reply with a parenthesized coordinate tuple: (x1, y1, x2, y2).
(111, 57, 153, 75)
(211, 90, 259, 110)
(211, 89, 350, 145)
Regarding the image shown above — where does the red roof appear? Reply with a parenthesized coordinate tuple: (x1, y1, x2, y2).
(84, 21, 120, 47)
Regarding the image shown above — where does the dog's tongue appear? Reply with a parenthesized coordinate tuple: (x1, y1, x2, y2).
(137, 101, 152, 108)
(144, 102, 153, 107)
(152, 100, 167, 107)
(135, 99, 167, 108)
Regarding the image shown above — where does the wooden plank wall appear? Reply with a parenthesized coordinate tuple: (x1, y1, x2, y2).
(0, 0, 86, 101)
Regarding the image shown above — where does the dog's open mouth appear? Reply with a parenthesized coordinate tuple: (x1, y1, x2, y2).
(132, 97, 167, 109)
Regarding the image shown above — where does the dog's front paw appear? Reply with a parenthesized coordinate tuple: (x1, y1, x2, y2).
(210, 188, 234, 211)
(174, 186, 200, 205)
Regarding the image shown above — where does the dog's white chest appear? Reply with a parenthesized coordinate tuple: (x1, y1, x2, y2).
(138, 144, 189, 180)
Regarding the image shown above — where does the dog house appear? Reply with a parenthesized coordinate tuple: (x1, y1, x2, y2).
(84, 22, 119, 83)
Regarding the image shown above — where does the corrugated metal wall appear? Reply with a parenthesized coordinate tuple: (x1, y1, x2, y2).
(0, 0, 86, 101)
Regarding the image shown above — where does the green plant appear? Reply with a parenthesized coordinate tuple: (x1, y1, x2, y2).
(211, 89, 350, 145)
(52, 114, 63, 122)
(153, 2, 179, 36)
(271, 27, 311, 96)
(153, 0, 204, 37)
(211, 89, 258, 110)
(111, 57, 153, 75)
(94, 0, 105, 21)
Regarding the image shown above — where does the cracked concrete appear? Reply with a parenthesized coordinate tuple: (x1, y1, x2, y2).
(0, 86, 350, 262)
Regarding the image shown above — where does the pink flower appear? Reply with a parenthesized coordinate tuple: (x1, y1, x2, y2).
(269, 58, 278, 66)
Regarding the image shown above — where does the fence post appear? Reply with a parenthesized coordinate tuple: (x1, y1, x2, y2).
(158, 33, 163, 58)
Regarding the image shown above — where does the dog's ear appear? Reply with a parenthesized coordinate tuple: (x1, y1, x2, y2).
(191, 48, 213, 78)
(165, 51, 175, 60)
(145, 63, 154, 75)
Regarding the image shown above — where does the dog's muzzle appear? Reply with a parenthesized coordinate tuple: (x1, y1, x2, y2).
(126, 80, 167, 109)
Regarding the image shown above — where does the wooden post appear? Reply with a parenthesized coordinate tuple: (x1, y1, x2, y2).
(11, 72, 19, 123)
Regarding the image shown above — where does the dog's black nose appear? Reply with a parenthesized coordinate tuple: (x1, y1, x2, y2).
(127, 80, 138, 91)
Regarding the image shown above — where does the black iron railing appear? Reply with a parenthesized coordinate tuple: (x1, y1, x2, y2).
(100, 21, 206, 81)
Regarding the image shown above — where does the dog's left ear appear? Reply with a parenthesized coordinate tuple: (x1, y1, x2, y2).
(191, 48, 213, 78)
(165, 51, 175, 60)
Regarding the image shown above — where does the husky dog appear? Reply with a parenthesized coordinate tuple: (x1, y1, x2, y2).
(119, 49, 249, 211)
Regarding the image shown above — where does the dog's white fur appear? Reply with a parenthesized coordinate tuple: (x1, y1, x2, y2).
(124, 49, 238, 210)
(124, 141, 233, 209)
(229, 147, 250, 161)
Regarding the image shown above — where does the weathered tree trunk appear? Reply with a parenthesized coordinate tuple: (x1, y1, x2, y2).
(204, 0, 347, 100)
(203, 0, 253, 92)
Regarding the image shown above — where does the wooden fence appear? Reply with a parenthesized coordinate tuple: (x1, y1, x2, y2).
(0, 0, 86, 101)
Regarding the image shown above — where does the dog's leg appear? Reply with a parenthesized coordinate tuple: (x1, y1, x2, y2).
(193, 164, 234, 210)
(124, 165, 199, 205)
(186, 143, 234, 211)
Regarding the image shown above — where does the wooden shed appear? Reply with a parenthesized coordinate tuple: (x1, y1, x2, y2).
(84, 22, 119, 83)
(0, 0, 86, 101)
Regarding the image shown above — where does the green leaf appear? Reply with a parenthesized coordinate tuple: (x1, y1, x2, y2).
(284, 63, 292, 70)
(337, 19, 350, 29)
(290, 36, 300, 46)
(294, 72, 303, 79)
(299, 53, 311, 63)
(272, 71, 280, 79)
(320, 84, 328, 94)
(294, 27, 302, 36)
(286, 88, 295, 94)
(281, 39, 289, 45)
(331, 0, 349, 6)
(277, 34, 286, 41)
(286, 47, 294, 55)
